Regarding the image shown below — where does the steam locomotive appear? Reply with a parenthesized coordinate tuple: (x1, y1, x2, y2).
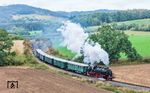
(35, 49, 113, 80)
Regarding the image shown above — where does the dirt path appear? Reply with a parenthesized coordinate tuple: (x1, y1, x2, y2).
(0, 67, 112, 93)
(111, 64, 150, 87)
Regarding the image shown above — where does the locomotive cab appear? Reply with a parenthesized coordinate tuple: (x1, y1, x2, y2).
(87, 65, 113, 80)
(94, 66, 113, 80)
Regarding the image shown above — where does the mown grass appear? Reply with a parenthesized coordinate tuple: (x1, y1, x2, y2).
(116, 18, 150, 25)
(121, 31, 150, 59)
(129, 35, 150, 58)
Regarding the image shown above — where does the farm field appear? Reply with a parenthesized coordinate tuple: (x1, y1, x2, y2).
(115, 18, 150, 25)
(11, 40, 24, 54)
(111, 64, 150, 87)
(0, 67, 112, 93)
(126, 31, 150, 58)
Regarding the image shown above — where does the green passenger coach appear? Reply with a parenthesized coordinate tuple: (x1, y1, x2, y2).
(67, 61, 88, 73)
(53, 57, 68, 69)
(44, 54, 54, 64)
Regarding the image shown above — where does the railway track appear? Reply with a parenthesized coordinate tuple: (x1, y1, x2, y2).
(35, 55, 150, 92)
(108, 80, 150, 91)
(62, 69, 150, 91)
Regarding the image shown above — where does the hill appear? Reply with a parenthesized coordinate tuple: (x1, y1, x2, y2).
(0, 4, 117, 23)
(59, 9, 117, 17)
(0, 4, 118, 44)
(71, 9, 150, 27)
(86, 18, 150, 32)
(115, 18, 150, 25)
(112, 19, 150, 31)
(0, 4, 67, 22)
(0, 4, 66, 40)
(1, 4, 150, 32)
(0, 68, 111, 93)
(111, 64, 150, 87)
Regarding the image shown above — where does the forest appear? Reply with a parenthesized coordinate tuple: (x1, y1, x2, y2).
(70, 9, 150, 28)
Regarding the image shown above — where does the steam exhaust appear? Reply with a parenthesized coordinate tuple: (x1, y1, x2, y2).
(57, 21, 109, 66)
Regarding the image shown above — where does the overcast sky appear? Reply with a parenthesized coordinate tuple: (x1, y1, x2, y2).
(0, 0, 150, 12)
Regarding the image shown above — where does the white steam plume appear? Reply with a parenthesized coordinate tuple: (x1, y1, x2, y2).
(57, 21, 109, 66)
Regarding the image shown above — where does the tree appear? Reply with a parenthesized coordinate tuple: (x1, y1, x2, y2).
(0, 29, 14, 66)
(89, 25, 141, 62)
(71, 9, 150, 27)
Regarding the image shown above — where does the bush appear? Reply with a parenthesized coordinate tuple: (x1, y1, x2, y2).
(9, 34, 24, 40)
(4, 55, 26, 66)
(0, 29, 14, 66)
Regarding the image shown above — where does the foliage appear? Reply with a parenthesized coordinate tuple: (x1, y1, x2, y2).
(86, 19, 150, 32)
(15, 22, 45, 31)
(112, 20, 150, 31)
(89, 25, 142, 61)
(54, 31, 150, 61)
(5, 55, 25, 66)
(0, 29, 15, 66)
(71, 9, 150, 27)
(9, 34, 24, 40)
(10, 24, 44, 36)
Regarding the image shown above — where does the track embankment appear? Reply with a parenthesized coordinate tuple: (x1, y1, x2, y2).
(0, 67, 112, 93)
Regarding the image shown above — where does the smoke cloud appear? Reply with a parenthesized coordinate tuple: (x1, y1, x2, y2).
(57, 21, 109, 66)
(31, 39, 52, 52)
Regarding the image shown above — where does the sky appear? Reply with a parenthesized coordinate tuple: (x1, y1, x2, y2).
(0, 0, 150, 12)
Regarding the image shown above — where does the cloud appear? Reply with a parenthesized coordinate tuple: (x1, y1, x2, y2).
(0, 0, 150, 11)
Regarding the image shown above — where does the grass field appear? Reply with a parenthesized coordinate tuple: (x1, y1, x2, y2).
(115, 18, 150, 25)
(125, 31, 150, 58)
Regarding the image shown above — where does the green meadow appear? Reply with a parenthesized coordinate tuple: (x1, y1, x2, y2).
(116, 18, 150, 25)
(125, 31, 150, 58)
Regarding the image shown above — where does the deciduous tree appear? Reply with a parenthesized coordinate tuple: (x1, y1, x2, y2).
(0, 29, 14, 65)
(89, 25, 142, 62)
